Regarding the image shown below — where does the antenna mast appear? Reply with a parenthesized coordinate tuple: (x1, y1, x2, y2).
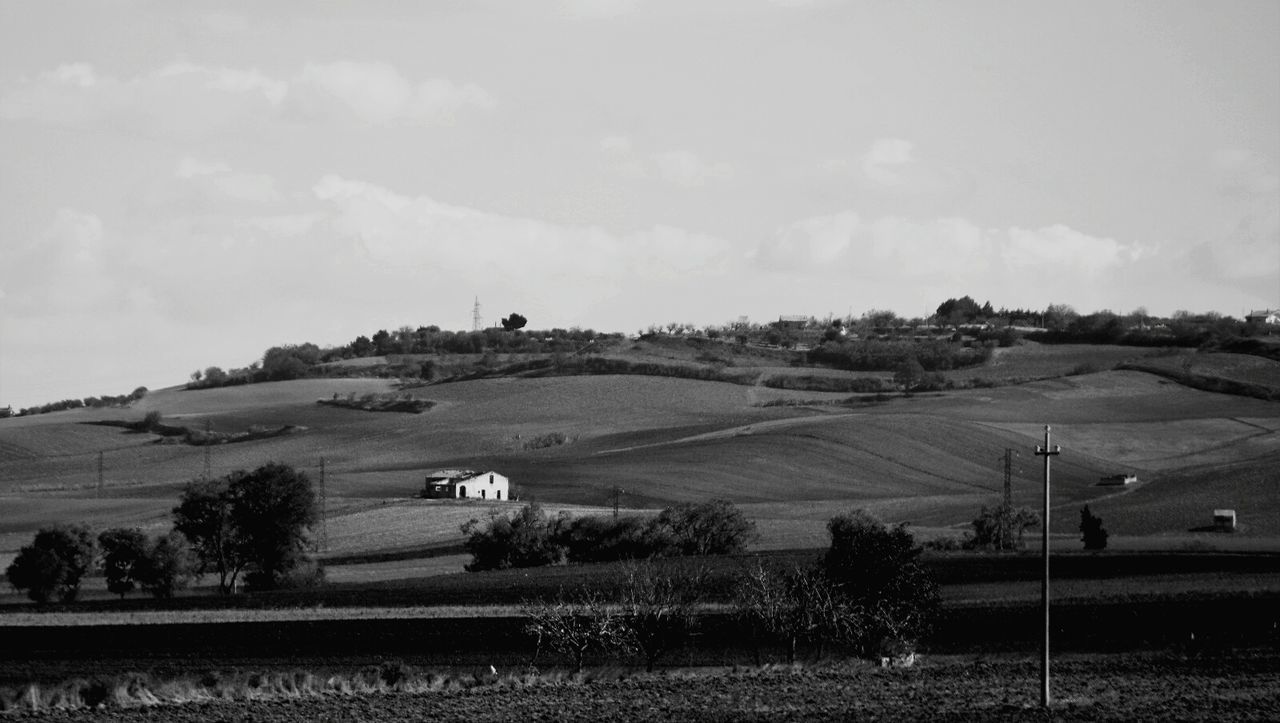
(473, 297, 483, 332)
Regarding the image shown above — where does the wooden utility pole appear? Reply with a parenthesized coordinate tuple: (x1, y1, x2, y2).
(202, 420, 212, 478)
(319, 457, 328, 551)
(1034, 426, 1061, 708)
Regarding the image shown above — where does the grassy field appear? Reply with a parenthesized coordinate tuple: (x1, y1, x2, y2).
(2, 344, 1279, 572)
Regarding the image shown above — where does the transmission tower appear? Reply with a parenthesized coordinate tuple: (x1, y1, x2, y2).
(472, 296, 483, 331)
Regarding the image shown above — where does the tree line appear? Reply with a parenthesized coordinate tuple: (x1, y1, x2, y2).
(2, 386, 148, 419)
(522, 509, 939, 671)
(6, 462, 321, 603)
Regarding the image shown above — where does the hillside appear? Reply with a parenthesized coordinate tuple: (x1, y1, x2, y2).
(2, 344, 1279, 571)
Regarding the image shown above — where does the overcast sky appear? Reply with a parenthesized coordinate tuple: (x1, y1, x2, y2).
(1, 0, 1277, 409)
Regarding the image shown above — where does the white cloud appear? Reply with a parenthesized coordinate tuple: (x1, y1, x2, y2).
(174, 157, 280, 203)
(758, 212, 1149, 283)
(862, 138, 915, 186)
(0, 60, 493, 133)
(312, 174, 732, 282)
(297, 61, 496, 125)
(0, 208, 116, 315)
(558, 0, 641, 19)
(600, 135, 733, 188)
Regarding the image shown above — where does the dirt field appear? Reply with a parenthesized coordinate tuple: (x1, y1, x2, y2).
(19, 653, 1280, 722)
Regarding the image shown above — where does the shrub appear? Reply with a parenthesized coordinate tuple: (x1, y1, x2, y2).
(822, 510, 939, 657)
(1080, 505, 1109, 550)
(5, 525, 96, 603)
(98, 528, 150, 598)
(462, 504, 562, 572)
(651, 499, 757, 556)
(968, 502, 1040, 551)
(555, 515, 664, 563)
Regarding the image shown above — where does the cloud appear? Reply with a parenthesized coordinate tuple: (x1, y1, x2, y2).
(0, 60, 494, 134)
(1211, 149, 1280, 197)
(312, 174, 732, 281)
(174, 156, 281, 203)
(600, 135, 733, 188)
(0, 208, 117, 315)
(862, 138, 914, 186)
(296, 61, 496, 125)
(558, 0, 641, 19)
(757, 211, 1150, 285)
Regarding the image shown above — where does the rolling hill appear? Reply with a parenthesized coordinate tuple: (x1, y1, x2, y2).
(2, 344, 1279, 570)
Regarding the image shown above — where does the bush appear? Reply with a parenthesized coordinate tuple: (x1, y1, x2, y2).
(5, 525, 96, 603)
(98, 528, 150, 598)
(968, 502, 1040, 551)
(462, 504, 563, 572)
(822, 510, 939, 657)
(556, 515, 665, 563)
(1080, 505, 1109, 550)
(651, 499, 757, 556)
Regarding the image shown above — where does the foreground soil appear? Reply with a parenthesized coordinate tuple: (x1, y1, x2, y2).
(31, 652, 1280, 722)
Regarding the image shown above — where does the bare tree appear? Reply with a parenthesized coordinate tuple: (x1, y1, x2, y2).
(523, 587, 627, 673)
(618, 562, 706, 672)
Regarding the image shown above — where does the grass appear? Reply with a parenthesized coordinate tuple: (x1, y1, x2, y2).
(3, 347, 1279, 569)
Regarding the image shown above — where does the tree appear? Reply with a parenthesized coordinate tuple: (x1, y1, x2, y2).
(501, 313, 528, 332)
(462, 504, 562, 572)
(893, 356, 926, 393)
(5, 525, 96, 604)
(822, 510, 938, 657)
(98, 528, 150, 598)
(969, 502, 1040, 551)
(523, 587, 628, 673)
(226, 462, 318, 590)
(651, 499, 757, 556)
(734, 561, 852, 664)
(174, 476, 244, 594)
(618, 562, 706, 672)
(138, 532, 196, 598)
(173, 463, 317, 593)
(1080, 505, 1109, 550)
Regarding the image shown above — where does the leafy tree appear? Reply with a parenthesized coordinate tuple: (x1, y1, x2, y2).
(893, 356, 926, 392)
(524, 587, 628, 673)
(227, 462, 318, 590)
(969, 502, 1040, 551)
(462, 503, 562, 572)
(501, 313, 528, 332)
(1080, 505, 1109, 550)
(5, 525, 96, 604)
(822, 510, 938, 657)
(173, 476, 244, 594)
(98, 528, 150, 598)
(139, 531, 196, 599)
(173, 462, 317, 593)
(651, 499, 757, 556)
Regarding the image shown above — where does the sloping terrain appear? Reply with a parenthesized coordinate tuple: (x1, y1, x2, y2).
(2, 352, 1279, 565)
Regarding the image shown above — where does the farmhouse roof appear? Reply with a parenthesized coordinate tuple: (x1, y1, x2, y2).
(425, 469, 480, 481)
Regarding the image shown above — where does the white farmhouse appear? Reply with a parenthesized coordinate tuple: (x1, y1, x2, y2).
(422, 469, 510, 501)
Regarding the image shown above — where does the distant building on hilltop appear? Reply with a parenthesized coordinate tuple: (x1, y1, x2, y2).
(1099, 473, 1138, 486)
(422, 469, 509, 500)
(1245, 309, 1280, 326)
(776, 315, 810, 330)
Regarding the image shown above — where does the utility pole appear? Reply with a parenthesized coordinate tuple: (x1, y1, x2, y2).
(473, 297, 483, 332)
(202, 420, 212, 479)
(319, 457, 328, 552)
(610, 486, 622, 519)
(1034, 426, 1061, 708)
(1000, 448, 1015, 550)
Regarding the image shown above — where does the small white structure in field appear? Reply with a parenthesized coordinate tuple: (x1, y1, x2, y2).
(1213, 509, 1237, 532)
(422, 470, 510, 501)
(1099, 473, 1138, 486)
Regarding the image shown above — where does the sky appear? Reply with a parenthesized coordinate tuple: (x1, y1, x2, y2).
(1, 0, 1277, 410)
